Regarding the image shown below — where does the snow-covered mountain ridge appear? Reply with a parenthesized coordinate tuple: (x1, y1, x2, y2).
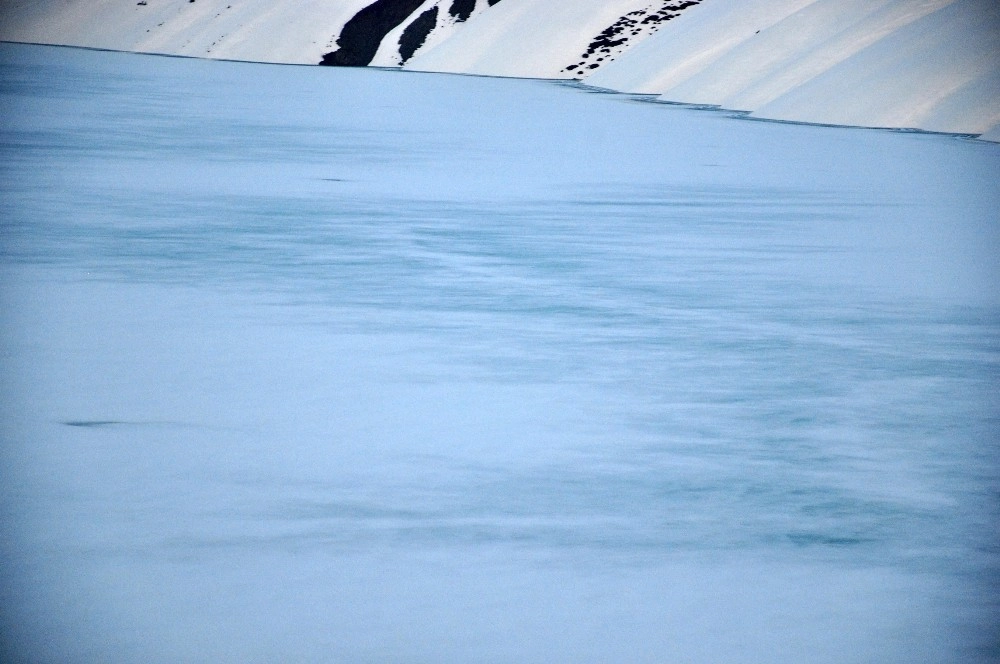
(1, 0, 998, 138)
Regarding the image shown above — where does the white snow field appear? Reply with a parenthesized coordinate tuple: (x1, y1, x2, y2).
(1, 41, 999, 663)
(0, 0, 998, 137)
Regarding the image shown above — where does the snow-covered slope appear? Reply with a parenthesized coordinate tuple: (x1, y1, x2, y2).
(1, 0, 998, 137)
(0, 0, 372, 65)
(399, 1, 705, 78)
(586, 0, 1000, 135)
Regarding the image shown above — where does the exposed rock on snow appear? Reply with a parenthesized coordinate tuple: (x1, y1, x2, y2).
(399, 0, 680, 78)
(448, 0, 477, 23)
(398, 6, 438, 64)
(365, 0, 505, 68)
(0, 0, 998, 138)
(560, 2, 702, 76)
(320, 0, 424, 66)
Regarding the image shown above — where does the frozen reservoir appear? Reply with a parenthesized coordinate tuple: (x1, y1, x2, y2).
(0, 42, 998, 663)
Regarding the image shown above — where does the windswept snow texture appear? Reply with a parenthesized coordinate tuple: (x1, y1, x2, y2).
(1, 42, 999, 664)
(583, 0, 1000, 136)
(320, 0, 425, 66)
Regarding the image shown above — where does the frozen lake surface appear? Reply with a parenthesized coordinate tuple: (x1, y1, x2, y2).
(1, 42, 998, 663)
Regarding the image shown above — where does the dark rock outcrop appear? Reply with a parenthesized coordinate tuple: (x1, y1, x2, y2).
(399, 6, 438, 63)
(563, 1, 701, 76)
(449, 0, 476, 22)
(321, 0, 425, 66)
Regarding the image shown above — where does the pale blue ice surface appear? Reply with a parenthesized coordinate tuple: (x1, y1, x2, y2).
(0, 42, 998, 663)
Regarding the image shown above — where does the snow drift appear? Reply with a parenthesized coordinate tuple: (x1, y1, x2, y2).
(0, 0, 998, 136)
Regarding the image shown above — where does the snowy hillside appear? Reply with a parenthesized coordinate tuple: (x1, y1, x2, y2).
(1, 0, 998, 136)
